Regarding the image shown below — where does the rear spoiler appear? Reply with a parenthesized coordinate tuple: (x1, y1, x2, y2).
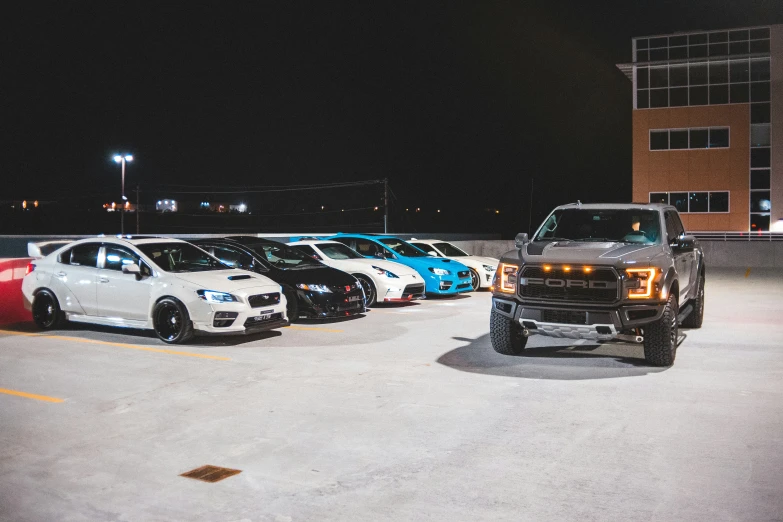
(27, 240, 73, 259)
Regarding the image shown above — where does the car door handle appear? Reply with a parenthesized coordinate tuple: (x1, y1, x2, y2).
(55, 271, 66, 277)
(99, 276, 110, 283)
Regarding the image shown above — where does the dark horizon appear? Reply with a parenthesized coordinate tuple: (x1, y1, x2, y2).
(3, 1, 782, 234)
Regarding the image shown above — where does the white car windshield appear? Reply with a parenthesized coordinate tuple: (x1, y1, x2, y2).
(534, 209, 662, 244)
(433, 242, 468, 256)
(317, 243, 364, 260)
(136, 243, 228, 272)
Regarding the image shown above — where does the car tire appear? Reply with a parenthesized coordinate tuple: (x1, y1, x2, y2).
(490, 308, 528, 355)
(152, 297, 194, 344)
(354, 274, 376, 307)
(469, 269, 481, 291)
(281, 285, 299, 323)
(643, 292, 678, 366)
(31, 290, 65, 330)
(681, 273, 704, 329)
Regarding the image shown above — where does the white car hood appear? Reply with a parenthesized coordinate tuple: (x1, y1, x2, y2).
(325, 258, 419, 277)
(172, 269, 278, 292)
(450, 256, 498, 268)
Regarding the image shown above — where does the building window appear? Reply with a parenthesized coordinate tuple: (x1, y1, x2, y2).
(750, 170, 770, 190)
(649, 192, 730, 213)
(649, 127, 730, 150)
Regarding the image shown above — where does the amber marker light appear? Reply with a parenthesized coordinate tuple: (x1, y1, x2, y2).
(543, 264, 552, 272)
(626, 268, 657, 299)
(563, 266, 571, 272)
(583, 266, 593, 273)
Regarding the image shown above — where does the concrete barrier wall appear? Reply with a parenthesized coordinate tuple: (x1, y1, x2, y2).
(450, 240, 783, 268)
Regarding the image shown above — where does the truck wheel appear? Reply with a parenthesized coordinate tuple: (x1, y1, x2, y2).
(153, 298, 194, 344)
(490, 309, 528, 355)
(643, 293, 678, 366)
(681, 274, 704, 328)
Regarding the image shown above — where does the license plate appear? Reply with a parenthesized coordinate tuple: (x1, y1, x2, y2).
(252, 314, 271, 322)
(347, 295, 361, 302)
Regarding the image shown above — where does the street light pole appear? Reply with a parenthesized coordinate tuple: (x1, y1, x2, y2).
(113, 154, 133, 235)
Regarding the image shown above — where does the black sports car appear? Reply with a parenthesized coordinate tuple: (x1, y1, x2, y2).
(192, 237, 365, 321)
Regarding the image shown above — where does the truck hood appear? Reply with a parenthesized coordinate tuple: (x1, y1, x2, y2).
(172, 269, 279, 292)
(519, 241, 665, 266)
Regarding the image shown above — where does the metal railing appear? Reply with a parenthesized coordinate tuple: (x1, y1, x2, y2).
(691, 231, 783, 241)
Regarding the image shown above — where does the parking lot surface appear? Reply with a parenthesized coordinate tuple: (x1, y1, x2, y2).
(1, 268, 782, 521)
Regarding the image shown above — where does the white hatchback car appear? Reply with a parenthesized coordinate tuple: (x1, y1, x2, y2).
(287, 240, 425, 306)
(408, 239, 498, 291)
(22, 237, 288, 343)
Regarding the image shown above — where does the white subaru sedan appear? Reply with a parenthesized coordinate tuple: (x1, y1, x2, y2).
(287, 240, 425, 306)
(22, 237, 288, 343)
(408, 239, 498, 291)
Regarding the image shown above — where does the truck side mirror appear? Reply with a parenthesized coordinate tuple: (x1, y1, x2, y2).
(515, 233, 529, 248)
(672, 235, 696, 251)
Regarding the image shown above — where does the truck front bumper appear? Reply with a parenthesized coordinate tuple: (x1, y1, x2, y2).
(491, 297, 666, 341)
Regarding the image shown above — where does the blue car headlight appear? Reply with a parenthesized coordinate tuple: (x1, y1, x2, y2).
(197, 289, 239, 303)
(297, 283, 332, 293)
(428, 267, 450, 276)
(372, 265, 399, 278)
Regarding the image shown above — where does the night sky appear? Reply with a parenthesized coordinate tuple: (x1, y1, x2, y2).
(3, 1, 781, 233)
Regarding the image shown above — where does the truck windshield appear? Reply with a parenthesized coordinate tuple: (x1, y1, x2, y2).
(533, 209, 662, 244)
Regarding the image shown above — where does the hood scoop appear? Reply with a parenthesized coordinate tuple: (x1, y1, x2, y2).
(227, 275, 253, 281)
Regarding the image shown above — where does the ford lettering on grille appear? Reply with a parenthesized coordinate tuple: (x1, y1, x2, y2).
(518, 266, 619, 303)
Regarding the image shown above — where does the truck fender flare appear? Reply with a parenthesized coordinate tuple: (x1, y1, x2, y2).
(659, 266, 678, 300)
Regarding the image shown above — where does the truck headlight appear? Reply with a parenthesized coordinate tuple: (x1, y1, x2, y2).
(197, 289, 239, 303)
(494, 263, 518, 294)
(625, 268, 657, 299)
(428, 267, 450, 276)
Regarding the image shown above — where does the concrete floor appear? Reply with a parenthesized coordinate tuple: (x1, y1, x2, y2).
(1, 268, 782, 521)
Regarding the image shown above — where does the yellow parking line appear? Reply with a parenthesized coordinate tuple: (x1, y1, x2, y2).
(0, 388, 64, 403)
(285, 325, 344, 333)
(0, 330, 230, 361)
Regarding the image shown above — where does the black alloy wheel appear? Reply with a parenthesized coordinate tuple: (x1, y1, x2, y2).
(153, 298, 193, 344)
(355, 275, 376, 307)
(32, 290, 63, 330)
(470, 269, 481, 291)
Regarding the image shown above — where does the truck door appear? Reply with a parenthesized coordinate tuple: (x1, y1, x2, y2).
(665, 211, 693, 304)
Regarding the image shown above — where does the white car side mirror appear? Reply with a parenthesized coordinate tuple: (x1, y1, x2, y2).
(122, 263, 141, 275)
(428, 251, 438, 257)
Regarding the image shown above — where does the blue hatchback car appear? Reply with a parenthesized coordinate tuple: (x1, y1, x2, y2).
(324, 234, 473, 295)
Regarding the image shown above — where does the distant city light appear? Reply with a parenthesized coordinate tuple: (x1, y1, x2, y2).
(437, 209, 440, 213)
(374, 206, 379, 211)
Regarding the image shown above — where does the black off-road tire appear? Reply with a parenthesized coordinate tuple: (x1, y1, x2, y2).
(490, 309, 528, 355)
(643, 293, 679, 367)
(31, 290, 66, 330)
(152, 298, 194, 344)
(681, 273, 704, 328)
(282, 285, 300, 323)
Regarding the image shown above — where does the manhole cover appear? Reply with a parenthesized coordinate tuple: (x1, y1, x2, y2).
(180, 465, 242, 483)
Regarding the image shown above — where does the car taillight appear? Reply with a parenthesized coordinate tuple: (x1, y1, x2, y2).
(25, 263, 35, 275)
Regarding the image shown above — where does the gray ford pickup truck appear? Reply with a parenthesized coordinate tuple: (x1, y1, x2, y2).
(490, 202, 705, 366)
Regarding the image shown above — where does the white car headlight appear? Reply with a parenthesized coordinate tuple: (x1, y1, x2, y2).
(428, 267, 450, 276)
(483, 265, 495, 272)
(297, 283, 332, 293)
(372, 265, 399, 278)
(197, 289, 239, 303)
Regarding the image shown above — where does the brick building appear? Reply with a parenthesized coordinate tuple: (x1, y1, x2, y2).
(617, 25, 781, 231)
